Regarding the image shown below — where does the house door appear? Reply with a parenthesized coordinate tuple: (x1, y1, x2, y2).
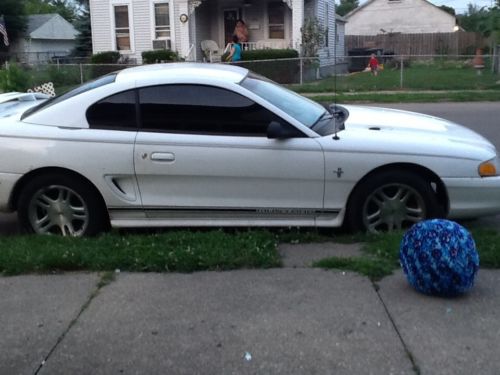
(223, 9, 239, 45)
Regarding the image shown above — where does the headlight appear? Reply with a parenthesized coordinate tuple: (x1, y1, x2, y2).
(478, 157, 500, 177)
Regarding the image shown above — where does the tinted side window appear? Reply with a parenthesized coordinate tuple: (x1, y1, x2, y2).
(139, 85, 286, 136)
(86, 90, 137, 130)
(22, 73, 117, 121)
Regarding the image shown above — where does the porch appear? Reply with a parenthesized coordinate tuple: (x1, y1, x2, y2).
(200, 40, 292, 62)
(185, 0, 305, 62)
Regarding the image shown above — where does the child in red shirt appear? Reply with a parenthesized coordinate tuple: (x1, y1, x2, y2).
(368, 54, 379, 76)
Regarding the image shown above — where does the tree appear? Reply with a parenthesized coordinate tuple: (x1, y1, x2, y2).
(301, 18, 325, 57)
(25, 0, 78, 23)
(439, 5, 456, 16)
(25, 0, 54, 15)
(49, 0, 78, 23)
(336, 0, 359, 17)
(72, 6, 92, 56)
(0, 0, 27, 51)
(484, 7, 500, 42)
(458, 3, 500, 42)
(457, 4, 489, 32)
(70, 0, 92, 56)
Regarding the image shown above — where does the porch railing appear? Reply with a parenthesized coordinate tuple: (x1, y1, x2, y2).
(224, 40, 292, 53)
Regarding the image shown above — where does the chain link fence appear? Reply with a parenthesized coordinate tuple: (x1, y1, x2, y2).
(339, 54, 499, 91)
(1, 54, 499, 95)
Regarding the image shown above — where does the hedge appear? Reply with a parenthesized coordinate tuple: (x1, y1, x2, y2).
(241, 49, 299, 61)
(142, 49, 181, 64)
(90, 51, 121, 64)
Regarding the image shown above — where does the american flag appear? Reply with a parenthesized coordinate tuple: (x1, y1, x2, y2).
(0, 15, 9, 47)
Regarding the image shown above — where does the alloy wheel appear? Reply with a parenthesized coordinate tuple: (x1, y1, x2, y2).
(28, 184, 89, 236)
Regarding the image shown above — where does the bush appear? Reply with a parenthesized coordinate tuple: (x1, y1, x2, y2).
(40, 65, 82, 87)
(241, 49, 299, 61)
(142, 49, 181, 64)
(238, 59, 301, 84)
(0, 63, 32, 92)
(91, 51, 121, 64)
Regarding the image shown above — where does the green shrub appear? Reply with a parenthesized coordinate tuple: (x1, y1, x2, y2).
(241, 49, 299, 61)
(91, 51, 121, 64)
(237, 49, 300, 82)
(40, 65, 82, 87)
(142, 49, 181, 64)
(0, 63, 32, 92)
(238, 59, 301, 84)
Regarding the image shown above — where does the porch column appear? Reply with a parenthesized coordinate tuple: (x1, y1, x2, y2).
(283, 0, 304, 53)
(177, 0, 190, 57)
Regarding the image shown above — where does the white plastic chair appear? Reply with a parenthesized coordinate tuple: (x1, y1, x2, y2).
(201, 40, 222, 62)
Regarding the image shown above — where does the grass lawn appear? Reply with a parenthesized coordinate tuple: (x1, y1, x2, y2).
(0, 230, 281, 275)
(0, 227, 499, 279)
(293, 63, 500, 93)
(314, 228, 500, 281)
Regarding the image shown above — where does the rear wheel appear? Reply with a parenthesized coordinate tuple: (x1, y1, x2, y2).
(17, 174, 108, 236)
(347, 170, 442, 233)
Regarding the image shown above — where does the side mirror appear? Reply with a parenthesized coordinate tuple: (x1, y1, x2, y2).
(267, 121, 303, 139)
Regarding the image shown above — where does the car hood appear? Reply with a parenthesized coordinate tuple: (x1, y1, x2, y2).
(342, 105, 494, 151)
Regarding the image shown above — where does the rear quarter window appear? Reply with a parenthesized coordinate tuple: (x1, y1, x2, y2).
(21, 73, 118, 120)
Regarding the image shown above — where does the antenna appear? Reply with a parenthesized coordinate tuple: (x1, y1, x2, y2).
(333, 7, 339, 140)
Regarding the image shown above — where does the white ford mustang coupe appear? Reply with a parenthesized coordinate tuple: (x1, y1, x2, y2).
(1, 63, 499, 236)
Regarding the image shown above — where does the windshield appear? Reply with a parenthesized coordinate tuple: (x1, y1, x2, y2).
(21, 73, 118, 120)
(240, 74, 326, 128)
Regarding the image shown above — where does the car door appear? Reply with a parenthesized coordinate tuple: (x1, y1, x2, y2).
(133, 84, 325, 223)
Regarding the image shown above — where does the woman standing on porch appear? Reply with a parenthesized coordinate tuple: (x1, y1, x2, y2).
(233, 19, 248, 44)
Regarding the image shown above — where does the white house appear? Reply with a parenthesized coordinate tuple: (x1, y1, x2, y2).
(89, 0, 345, 72)
(345, 0, 457, 35)
(10, 14, 78, 63)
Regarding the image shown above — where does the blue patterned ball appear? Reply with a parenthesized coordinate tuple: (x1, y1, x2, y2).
(400, 219, 479, 297)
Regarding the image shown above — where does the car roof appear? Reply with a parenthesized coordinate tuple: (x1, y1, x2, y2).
(115, 63, 249, 85)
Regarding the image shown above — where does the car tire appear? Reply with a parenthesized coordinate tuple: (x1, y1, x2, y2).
(347, 170, 442, 233)
(17, 173, 108, 236)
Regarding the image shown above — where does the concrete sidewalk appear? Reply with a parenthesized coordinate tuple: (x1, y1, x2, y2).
(1, 246, 499, 375)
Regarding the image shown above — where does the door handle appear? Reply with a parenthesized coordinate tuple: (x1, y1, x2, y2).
(150, 152, 175, 162)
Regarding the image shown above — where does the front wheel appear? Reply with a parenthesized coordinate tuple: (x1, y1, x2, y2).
(347, 170, 443, 233)
(17, 174, 108, 236)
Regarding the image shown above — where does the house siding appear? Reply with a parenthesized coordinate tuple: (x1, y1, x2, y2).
(90, 0, 178, 63)
(11, 39, 75, 63)
(9, 14, 77, 63)
(131, 1, 152, 63)
(310, 0, 345, 73)
(89, 0, 113, 55)
(346, 0, 457, 35)
(89, 0, 345, 71)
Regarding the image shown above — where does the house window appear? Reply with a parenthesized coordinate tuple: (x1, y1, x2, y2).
(268, 2, 285, 39)
(114, 5, 131, 50)
(154, 3, 170, 39)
